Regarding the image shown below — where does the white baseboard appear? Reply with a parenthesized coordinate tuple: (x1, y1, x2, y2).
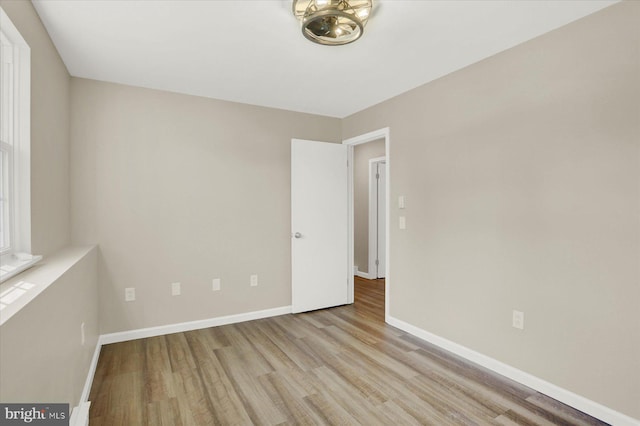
(69, 402, 90, 426)
(386, 315, 640, 426)
(100, 305, 292, 345)
(78, 339, 102, 405)
(354, 267, 373, 280)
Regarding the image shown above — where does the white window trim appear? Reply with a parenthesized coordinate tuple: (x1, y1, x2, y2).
(0, 7, 39, 284)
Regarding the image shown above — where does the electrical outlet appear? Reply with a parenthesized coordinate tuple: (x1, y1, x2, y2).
(212, 278, 221, 291)
(250, 274, 258, 287)
(125, 287, 135, 302)
(80, 322, 85, 346)
(171, 282, 181, 296)
(512, 310, 524, 330)
(399, 216, 406, 230)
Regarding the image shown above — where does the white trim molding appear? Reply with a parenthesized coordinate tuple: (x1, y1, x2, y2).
(69, 402, 90, 426)
(354, 266, 373, 280)
(78, 339, 102, 405)
(387, 315, 640, 426)
(100, 305, 292, 345)
(0, 7, 32, 257)
(368, 156, 386, 280)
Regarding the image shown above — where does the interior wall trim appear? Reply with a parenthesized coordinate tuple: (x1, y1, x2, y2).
(78, 340, 101, 405)
(386, 315, 640, 426)
(100, 305, 292, 345)
(354, 267, 374, 280)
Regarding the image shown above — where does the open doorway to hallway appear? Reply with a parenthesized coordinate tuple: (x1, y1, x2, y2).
(344, 127, 390, 319)
(353, 139, 386, 280)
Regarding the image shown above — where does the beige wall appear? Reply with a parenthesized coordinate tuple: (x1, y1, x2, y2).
(0, 247, 98, 407)
(0, 0, 71, 256)
(70, 79, 342, 333)
(354, 139, 385, 275)
(343, 2, 640, 419)
(0, 0, 96, 409)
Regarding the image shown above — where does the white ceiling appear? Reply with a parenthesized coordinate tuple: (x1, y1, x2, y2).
(32, 0, 618, 118)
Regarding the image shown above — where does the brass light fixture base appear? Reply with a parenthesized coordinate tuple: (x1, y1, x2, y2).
(293, 0, 373, 46)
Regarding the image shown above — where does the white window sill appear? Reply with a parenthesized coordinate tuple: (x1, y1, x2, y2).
(0, 246, 95, 326)
(0, 253, 43, 283)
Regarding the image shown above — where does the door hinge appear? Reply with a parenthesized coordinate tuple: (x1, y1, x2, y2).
(375, 259, 379, 266)
(376, 173, 380, 179)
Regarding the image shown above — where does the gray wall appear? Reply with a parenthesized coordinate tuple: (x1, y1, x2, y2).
(0, 0, 97, 409)
(354, 139, 385, 275)
(343, 2, 640, 419)
(70, 79, 342, 334)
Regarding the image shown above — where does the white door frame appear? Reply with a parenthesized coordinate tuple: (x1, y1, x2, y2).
(368, 157, 386, 279)
(343, 127, 390, 321)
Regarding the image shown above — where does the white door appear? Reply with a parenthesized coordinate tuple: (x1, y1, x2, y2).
(291, 139, 349, 313)
(376, 162, 386, 278)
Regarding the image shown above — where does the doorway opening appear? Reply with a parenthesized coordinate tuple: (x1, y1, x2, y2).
(344, 128, 390, 321)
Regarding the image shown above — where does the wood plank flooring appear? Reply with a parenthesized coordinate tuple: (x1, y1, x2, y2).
(89, 277, 608, 425)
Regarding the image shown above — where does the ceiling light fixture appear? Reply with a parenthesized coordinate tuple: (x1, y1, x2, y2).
(293, 0, 373, 46)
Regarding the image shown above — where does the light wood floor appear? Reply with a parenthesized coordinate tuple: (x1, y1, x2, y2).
(89, 277, 607, 425)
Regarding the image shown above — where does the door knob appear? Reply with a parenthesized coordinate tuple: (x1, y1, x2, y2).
(294, 232, 302, 238)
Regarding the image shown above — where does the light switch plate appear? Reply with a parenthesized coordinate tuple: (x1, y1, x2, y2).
(399, 195, 405, 209)
(212, 278, 221, 291)
(125, 287, 135, 302)
(399, 216, 406, 230)
(512, 310, 524, 330)
(171, 282, 181, 296)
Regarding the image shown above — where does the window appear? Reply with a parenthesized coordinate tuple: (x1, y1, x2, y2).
(0, 8, 39, 283)
(1, 30, 15, 254)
